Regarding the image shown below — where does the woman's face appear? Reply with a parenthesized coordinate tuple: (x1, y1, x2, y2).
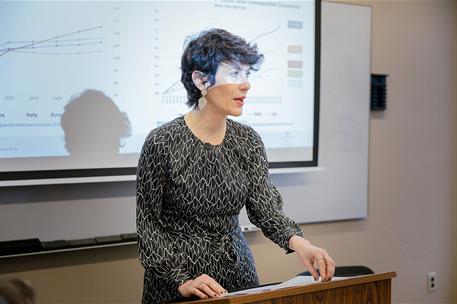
(205, 62, 251, 117)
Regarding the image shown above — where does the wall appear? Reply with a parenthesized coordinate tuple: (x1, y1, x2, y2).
(1, 1, 456, 303)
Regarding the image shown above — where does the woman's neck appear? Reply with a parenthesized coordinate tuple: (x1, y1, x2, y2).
(184, 105, 227, 145)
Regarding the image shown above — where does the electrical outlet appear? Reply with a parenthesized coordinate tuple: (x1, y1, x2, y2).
(427, 271, 437, 293)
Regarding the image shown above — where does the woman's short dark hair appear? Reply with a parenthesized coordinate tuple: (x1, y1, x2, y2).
(181, 28, 264, 109)
(0, 278, 35, 304)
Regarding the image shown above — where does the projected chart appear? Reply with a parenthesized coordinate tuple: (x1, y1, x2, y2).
(0, 0, 316, 170)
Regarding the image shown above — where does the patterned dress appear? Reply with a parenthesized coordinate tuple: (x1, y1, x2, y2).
(136, 116, 303, 303)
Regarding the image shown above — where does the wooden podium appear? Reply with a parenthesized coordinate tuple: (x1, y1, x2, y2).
(173, 272, 396, 304)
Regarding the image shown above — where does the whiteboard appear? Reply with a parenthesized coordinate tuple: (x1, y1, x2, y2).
(0, 2, 371, 243)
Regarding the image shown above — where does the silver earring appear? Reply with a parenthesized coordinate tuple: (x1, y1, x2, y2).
(198, 87, 207, 110)
(198, 96, 207, 110)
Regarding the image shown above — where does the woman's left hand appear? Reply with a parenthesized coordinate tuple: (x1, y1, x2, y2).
(288, 235, 336, 282)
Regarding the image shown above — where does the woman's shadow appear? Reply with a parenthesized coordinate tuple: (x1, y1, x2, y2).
(60, 89, 132, 163)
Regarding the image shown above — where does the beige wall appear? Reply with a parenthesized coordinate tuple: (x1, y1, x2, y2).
(1, 1, 456, 303)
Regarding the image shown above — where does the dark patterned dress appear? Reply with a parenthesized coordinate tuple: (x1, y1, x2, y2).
(136, 116, 303, 303)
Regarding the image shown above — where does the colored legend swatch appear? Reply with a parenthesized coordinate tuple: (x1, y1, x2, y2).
(287, 70, 303, 78)
(288, 60, 303, 68)
(287, 45, 303, 54)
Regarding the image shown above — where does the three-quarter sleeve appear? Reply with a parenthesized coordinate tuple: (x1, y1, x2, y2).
(245, 128, 303, 253)
(136, 130, 192, 290)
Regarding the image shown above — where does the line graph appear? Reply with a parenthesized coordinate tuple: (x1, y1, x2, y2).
(162, 80, 185, 95)
(249, 24, 281, 43)
(0, 26, 103, 57)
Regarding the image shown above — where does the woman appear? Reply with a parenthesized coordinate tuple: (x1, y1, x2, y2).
(136, 28, 335, 303)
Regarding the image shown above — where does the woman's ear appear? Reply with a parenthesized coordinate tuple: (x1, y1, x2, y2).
(191, 71, 207, 91)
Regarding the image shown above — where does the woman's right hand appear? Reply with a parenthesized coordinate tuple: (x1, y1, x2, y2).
(178, 274, 227, 299)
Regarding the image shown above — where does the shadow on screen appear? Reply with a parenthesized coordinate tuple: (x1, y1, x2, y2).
(60, 89, 131, 162)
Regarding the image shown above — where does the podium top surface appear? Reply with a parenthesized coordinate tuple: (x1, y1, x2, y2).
(173, 272, 397, 304)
